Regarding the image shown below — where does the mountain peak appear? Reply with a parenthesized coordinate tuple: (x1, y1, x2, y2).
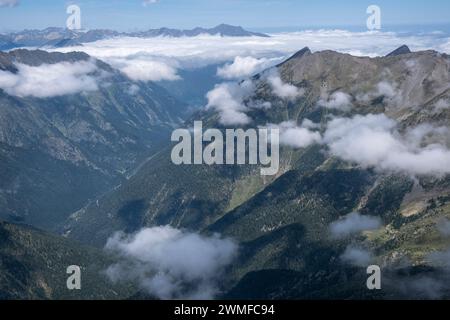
(386, 45, 412, 57)
(208, 24, 269, 37)
(291, 47, 312, 59)
(215, 23, 242, 29)
(279, 47, 312, 66)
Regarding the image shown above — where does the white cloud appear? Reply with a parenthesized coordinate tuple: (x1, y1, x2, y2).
(376, 81, 397, 98)
(108, 56, 180, 82)
(203, 83, 449, 177)
(301, 119, 321, 130)
(0, 69, 17, 88)
(52, 29, 450, 67)
(404, 124, 449, 148)
(0, 60, 99, 98)
(330, 212, 382, 238)
(340, 246, 373, 267)
(267, 72, 304, 101)
(217, 56, 279, 80)
(128, 84, 140, 95)
(206, 80, 254, 125)
(269, 120, 321, 148)
(121, 60, 180, 82)
(105, 226, 237, 300)
(324, 114, 399, 166)
(318, 91, 353, 111)
(323, 114, 450, 176)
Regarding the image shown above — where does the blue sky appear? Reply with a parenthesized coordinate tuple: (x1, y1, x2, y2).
(1, 0, 450, 32)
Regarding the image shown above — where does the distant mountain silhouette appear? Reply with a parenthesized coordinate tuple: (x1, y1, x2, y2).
(0, 24, 269, 49)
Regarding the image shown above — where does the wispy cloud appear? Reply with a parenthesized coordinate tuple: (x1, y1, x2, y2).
(267, 71, 304, 101)
(330, 212, 382, 238)
(114, 58, 180, 82)
(340, 246, 373, 267)
(318, 91, 353, 111)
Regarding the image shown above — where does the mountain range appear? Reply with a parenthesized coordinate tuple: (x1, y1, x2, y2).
(0, 24, 269, 50)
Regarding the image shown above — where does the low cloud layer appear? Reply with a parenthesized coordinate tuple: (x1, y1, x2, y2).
(49, 29, 450, 88)
(105, 226, 237, 300)
(0, 61, 99, 98)
(53, 29, 450, 69)
(330, 212, 382, 238)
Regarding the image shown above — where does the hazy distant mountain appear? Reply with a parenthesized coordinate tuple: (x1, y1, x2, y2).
(64, 46, 450, 298)
(0, 24, 269, 49)
(129, 24, 269, 38)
